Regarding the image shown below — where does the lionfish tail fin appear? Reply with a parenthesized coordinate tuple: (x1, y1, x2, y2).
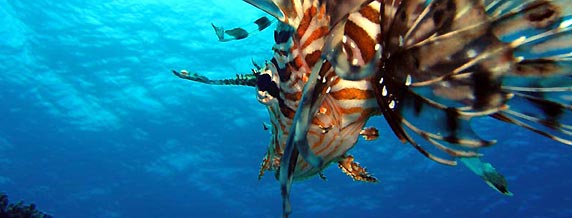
(460, 157, 513, 196)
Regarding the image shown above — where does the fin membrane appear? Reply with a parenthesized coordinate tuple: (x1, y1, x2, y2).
(338, 155, 378, 183)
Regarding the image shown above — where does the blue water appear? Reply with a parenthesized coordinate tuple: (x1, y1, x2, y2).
(1, 1, 572, 217)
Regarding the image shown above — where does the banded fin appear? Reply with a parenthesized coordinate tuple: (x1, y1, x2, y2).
(244, 0, 374, 29)
(172, 70, 258, 86)
(376, 0, 572, 170)
(375, 80, 488, 165)
(212, 16, 274, 42)
(338, 155, 378, 183)
(243, 0, 303, 25)
(460, 157, 513, 196)
(488, 0, 572, 144)
(381, 0, 512, 111)
(492, 92, 572, 145)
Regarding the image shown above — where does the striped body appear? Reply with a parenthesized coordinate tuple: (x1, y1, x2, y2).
(255, 1, 383, 180)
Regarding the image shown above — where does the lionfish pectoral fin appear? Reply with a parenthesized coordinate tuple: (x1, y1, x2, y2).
(338, 155, 378, 183)
(490, 0, 572, 145)
(376, 77, 490, 165)
(243, 0, 288, 22)
(460, 157, 513, 196)
(320, 0, 375, 26)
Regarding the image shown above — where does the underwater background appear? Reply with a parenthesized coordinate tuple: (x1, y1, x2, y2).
(1, 0, 572, 217)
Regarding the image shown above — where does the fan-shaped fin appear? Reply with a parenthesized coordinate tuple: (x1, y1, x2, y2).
(382, 0, 516, 111)
(397, 89, 497, 149)
(494, 92, 572, 145)
(485, 0, 572, 145)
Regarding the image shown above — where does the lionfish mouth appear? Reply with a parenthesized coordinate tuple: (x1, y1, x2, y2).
(173, 0, 572, 217)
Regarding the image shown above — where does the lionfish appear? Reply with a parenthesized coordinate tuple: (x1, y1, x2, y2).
(173, 0, 572, 217)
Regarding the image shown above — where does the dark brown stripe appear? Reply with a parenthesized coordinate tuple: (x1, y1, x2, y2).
(305, 50, 322, 70)
(284, 91, 302, 101)
(359, 5, 380, 24)
(344, 20, 376, 62)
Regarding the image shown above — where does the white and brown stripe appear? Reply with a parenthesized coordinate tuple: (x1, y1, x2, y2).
(257, 1, 383, 180)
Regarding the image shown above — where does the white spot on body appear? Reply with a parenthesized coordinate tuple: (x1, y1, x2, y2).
(389, 100, 396, 109)
(352, 58, 359, 65)
(326, 86, 332, 94)
(382, 86, 387, 96)
(467, 49, 477, 58)
(405, 74, 412, 86)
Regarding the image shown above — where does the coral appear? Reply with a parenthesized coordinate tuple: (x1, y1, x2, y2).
(0, 193, 53, 218)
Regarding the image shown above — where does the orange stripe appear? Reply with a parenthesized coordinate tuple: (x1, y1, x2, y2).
(338, 106, 365, 114)
(330, 88, 374, 100)
(301, 26, 329, 49)
(293, 55, 305, 70)
(284, 91, 302, 101)
(297, 6, 317, 38)
(315, 135, 336, 156)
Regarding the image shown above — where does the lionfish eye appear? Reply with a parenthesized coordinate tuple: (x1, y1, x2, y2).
(256, 74, 280, 97)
